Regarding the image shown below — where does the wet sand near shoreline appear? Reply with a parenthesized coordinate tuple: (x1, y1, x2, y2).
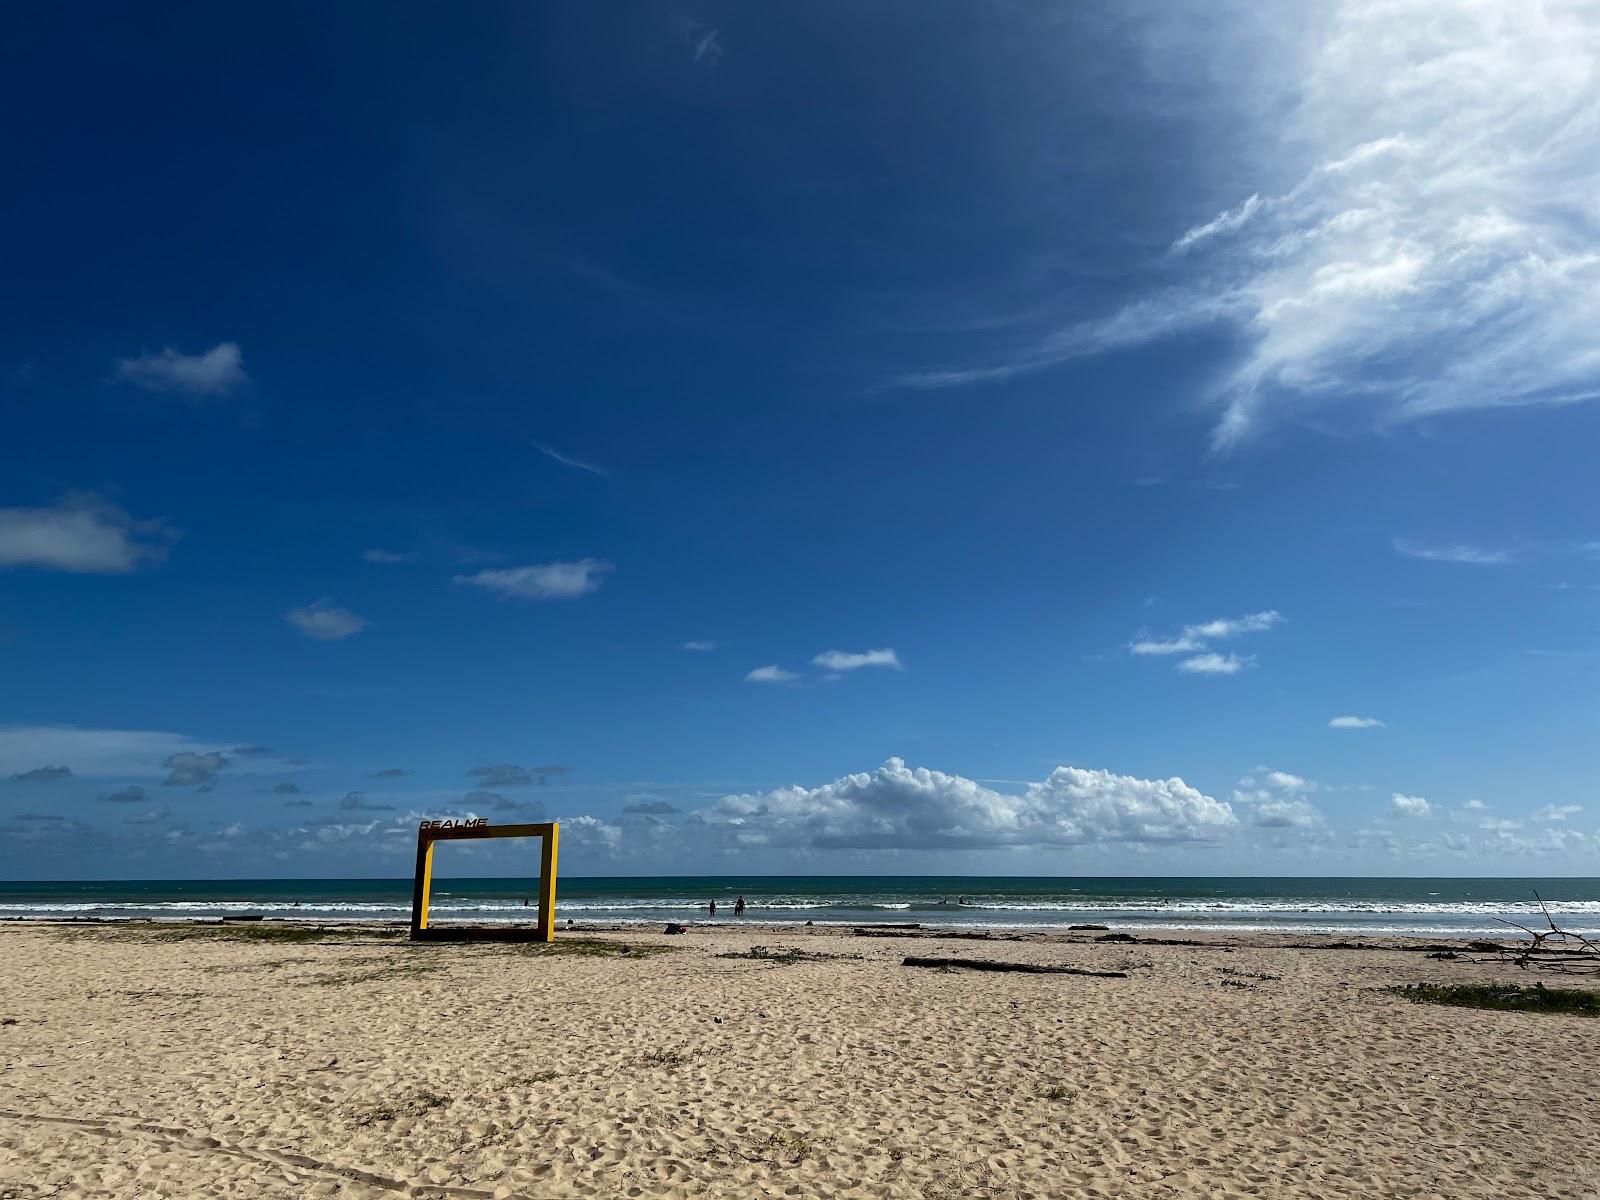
(1, 921, 1596, 1198)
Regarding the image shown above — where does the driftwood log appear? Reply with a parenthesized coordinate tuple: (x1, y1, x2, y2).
(1488, 891, 1600, 974)
(903, 956, 1127, 978)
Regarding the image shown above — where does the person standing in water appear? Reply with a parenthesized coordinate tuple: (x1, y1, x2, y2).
(708, 899, 717, 917)
(734, 896, 746, 918)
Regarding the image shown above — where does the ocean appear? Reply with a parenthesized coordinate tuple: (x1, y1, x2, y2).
(2, 876, 1598, 937)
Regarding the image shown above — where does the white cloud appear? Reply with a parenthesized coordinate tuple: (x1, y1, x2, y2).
(533, 442, 610, 479)
(161, 751, 229, 787)
(811, 648, 904, 672)
(0, 725, 231, 779)
(685, 24, 723, 67)
(1462, 799, 1487, 811)
(1133, 611, 1280, 675)
(1177, 652, 1253, 675)
(454, 559, 612, 600)
(1534, 804, 1582, 822)
(114, 342, 247, 397)
(903, 3, 1600, 447)
(285, 599, 368, 641)
(1185, 611, 1283, 640)
(363, 549, 418, 564)
(698, 757, 1236, 850)
(0, 494, 173, 573)
(1393, 540, 1511, 565)
(1329, 715, 1384, 729)
(1231, 769, 1321, 829)
(1479, 818, 1522, 832)
(1391, 792, 1432, 818)
(682, 640, 718, 652)
(1130, 636, 1204, 656)
(745, 665, 800, 684)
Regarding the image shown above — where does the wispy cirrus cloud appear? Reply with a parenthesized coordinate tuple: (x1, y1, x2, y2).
(746, 665, 800, 684)
(1392, 539, 1511, 566)
(1329, 715, 1384, 729)
(682, 640, 718, 652)
(114, 342, 247, 397)
(898, 3, 1600, 450)
(1133, 610, 1280, 677)
(532, 441, 610, 479)
(0, 494, 174, 573)
(455, 559, 612, 600)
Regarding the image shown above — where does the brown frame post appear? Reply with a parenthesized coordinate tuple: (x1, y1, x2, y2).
(409, 819, 559, 942)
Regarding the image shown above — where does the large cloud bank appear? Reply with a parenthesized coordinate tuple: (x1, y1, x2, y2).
(699, 757, 1236, 850)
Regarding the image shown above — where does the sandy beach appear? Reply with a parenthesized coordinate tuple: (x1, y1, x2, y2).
(1, 921, 1596, 1199)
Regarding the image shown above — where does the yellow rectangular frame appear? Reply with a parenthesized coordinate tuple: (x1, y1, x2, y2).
(409, 819, 559, 942)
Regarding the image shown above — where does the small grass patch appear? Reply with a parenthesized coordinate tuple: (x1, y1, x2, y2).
(716, 945, 860, 965)
(515, 937, 673, 959)
(303, 960, 444, 987)
(510, 1069, 561, 1085)
(1390, 982, 1600, 1017)
(353, 1090, 451, 1127)
(1217, 966, 1280, 982)
(636, 1047, 694, 1069)
(1039, 1085, 1075, 1102)
(750, 1130, 816, 1164)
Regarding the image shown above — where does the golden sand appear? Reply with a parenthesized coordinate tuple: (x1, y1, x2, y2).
(1, 923, 1596, 1198)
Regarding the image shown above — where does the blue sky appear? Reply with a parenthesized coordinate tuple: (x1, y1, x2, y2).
(3, 2, 1597, 879)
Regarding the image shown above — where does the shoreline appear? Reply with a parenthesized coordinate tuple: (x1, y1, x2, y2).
(0, 913, 1551, 951)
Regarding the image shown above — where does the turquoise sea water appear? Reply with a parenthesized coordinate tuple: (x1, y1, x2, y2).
(2, 876, 1597, 936)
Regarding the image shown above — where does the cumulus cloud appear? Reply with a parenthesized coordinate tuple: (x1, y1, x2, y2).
(0, 494, 174, 573)
(699, 757, 1235, 850)
(1393, 540, 1511, 566)
(682, 640, 718, 652)
(285, 599, 368, 641)
(102, 785, 147, 803)
(0, 726, 231, 780)
(812, 648, 904, 672)
(340, 791, 393, 812)
(1177, 652, 1253, 676)
(467, 764, 567, 788)
(162, 751, 228, 787)
(1535, 804, 1582, 822)
(1329, 715, 1384, 729)
(623, 800, 680, 815)
(1462, 799, 1487, 811)
(902, 3, 1600, 448)
(10, 764, 71, 782)
(1232, 770, 1321, 829)
(113, 342, 247, 397)
(455, 559, 612, 600)
(746, 665, 800, 684)
(1391, 793, 1432, 818)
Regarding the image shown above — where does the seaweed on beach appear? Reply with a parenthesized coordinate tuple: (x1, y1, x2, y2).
(1389, 982, 1600, 1017)
(56, 923, 405, 945)
(514, 936, 674, 958)
(716, 945, 861, 964)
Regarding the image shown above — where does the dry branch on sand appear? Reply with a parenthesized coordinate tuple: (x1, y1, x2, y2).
(1486, 892, 1600, 975)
